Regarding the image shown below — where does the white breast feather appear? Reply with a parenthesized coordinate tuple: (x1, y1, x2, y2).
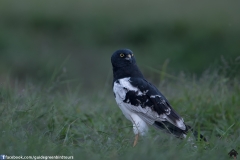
(113, 78, 167, 124)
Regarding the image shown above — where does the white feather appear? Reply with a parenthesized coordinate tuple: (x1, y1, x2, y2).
(113, 77, 186, 135)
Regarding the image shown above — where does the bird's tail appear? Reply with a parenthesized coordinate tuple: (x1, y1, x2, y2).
(153, 121, 207, 142)
(185, 125, 207, 142)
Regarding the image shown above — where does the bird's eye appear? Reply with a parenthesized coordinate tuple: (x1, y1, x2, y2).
(132, 54, 134, 56)
(120, 53, 124, 57)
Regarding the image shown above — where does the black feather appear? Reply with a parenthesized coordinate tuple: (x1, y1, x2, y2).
(128, 77, 183, 124)
(153, 122, 207, 142)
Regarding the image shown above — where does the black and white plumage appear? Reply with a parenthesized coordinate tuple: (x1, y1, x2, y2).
(111, 49, 206, 146)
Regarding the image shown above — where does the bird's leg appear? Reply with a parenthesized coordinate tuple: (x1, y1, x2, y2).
(133, 134, 139, 147)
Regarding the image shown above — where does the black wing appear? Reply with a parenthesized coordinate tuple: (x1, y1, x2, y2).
(124, 77, 186, 131)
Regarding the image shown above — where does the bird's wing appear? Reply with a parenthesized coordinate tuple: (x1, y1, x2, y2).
(115, 77, 186, 131)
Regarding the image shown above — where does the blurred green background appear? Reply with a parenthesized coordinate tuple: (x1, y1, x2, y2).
(1, 1, 240, 159)
(0, 1, 239, 89)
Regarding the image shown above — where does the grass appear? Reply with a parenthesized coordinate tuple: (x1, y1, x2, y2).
(0, 70, 240, 160)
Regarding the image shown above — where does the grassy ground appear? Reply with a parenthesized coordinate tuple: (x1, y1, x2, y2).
(0, 70, 239, 160)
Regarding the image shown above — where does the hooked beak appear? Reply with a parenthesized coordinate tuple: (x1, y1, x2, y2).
(125, 54, 132, 61)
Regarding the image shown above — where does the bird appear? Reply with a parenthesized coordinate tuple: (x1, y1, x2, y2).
(111, 49, 207, 147)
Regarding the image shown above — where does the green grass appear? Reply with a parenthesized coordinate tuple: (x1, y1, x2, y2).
(0, 71, 239, 160)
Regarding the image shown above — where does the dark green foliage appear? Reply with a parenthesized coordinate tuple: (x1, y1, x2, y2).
(0, 1, 240, 89)
(0, 71, 240, 159)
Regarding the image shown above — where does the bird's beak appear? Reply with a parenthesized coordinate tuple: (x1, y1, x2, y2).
(125, 54, 132, 61)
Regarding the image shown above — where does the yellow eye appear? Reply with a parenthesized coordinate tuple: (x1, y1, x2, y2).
(120, 53, 124, 57)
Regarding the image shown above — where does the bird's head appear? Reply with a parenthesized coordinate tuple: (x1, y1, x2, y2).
(111, 49, 144, 80)
(111, 49, 136, 68)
